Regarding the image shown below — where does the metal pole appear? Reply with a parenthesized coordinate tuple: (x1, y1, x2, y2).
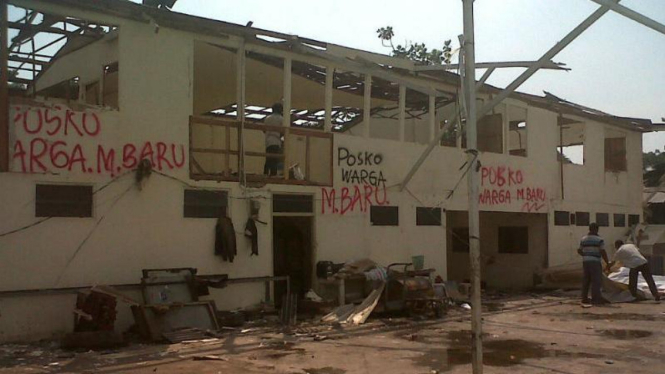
(462, 1, 482, 373)
(363, 75, 372, 138)
(588, 0, 665, 36)
(400, 1, 616, 190)
(324, 65, 333, 132)
(0, 0, 8, 172)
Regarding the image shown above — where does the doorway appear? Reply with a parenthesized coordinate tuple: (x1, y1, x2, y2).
(273, 215, 313, 304)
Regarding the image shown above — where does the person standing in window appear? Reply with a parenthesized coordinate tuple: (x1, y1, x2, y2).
(578, 222, 609, 305)
(264, 103, 284, 176)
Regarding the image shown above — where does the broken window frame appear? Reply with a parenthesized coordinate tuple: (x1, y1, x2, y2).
(34, 76, 80, 102)
(557, 117, 585, 166)
(84, 80, 101, 106)
(507, 104, 527, 157)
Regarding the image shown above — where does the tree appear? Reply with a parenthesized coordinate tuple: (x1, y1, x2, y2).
(644, 148, 665, 187)
(377, 26, 453, 65)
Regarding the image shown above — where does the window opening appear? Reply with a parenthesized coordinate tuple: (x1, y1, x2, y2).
(183, 189, 228, 218)
(370, 206, 399, 226)
(558, 119, 585, 165)
(416, 207, 442, 226)
(36, 184, 92, 218)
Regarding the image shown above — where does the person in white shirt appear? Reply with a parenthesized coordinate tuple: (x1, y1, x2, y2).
(263, 103, 284, 176)
(606, 240, 660, 301)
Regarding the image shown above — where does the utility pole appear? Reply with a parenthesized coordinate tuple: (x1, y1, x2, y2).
(462, 0, 482, 373)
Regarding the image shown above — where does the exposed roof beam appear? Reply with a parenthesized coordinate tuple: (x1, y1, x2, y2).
(400, 0, 616, 190)
(8, 21, 97, 46)
(8, 55, 47, 65)
(588, 0, 665, 36)
(291, 42, 449, 98)
(9, 76, 32, 85)
(413, 60, 569, 72)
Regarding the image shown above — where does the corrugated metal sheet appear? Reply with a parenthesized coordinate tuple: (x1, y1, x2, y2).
(648, 192, 665, 204)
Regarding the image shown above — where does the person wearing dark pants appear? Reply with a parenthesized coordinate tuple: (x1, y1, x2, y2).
(606, 240, 661, 302)
(263, 103, 284, 176)
(264, 144, 281, 176)
(578, 223, 610, 304)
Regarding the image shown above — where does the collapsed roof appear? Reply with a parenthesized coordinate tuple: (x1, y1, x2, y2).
(4, 0, 663, 132)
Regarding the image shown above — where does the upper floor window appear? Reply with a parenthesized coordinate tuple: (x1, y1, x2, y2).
(103, 62, 119, 109)
(605, 136, 627, 172)
(35, 77, 80, 102)
(557, 118, 585, 165)
(508, 106, 527, 157)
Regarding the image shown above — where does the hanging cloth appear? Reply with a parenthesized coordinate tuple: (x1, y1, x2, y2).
(244, 218, 259, 256)
(215, 216, 237, 262)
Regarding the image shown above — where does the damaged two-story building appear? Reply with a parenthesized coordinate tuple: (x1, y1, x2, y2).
(0, 0, 662, 342)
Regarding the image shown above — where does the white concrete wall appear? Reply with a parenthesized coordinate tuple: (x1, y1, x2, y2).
(0, 0, 646, 342)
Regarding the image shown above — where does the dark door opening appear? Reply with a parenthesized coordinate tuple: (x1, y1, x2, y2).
(273, 216, 312, 305)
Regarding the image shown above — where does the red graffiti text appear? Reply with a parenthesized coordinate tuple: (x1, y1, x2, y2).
(321, 185, 389, 215)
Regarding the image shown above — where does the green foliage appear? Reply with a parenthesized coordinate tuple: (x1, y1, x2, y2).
(644, 148, 665, 187)
(376, 26, 453, 65)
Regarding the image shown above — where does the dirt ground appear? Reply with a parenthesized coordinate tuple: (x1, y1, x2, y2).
(2, 293, 664, 374)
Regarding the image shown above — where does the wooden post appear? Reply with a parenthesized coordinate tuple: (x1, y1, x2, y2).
(236, 43, 246, 180)
(363, 75, 371, 138)
(398, 85, 406, 142)
(324, 66, 333, 132)
(558, 112, 565, 199)
(428, 95, 436, 142)
(283, 57, 292, 180)
(0, 0, 9, 172)
(305, 135, 311, 181)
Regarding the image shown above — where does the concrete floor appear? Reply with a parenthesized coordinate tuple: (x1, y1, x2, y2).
(2, 294, 664, 374)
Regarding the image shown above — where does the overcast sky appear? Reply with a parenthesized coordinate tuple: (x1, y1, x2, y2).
(155, 0, 664, 152)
